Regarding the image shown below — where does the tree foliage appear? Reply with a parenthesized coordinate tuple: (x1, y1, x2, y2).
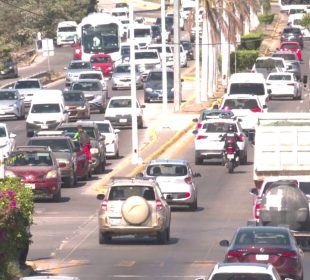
(0, 0, 96, 51)
(299, 13, 310, 29)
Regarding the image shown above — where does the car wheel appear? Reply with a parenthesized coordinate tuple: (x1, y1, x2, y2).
(189, 199, 198, 211)
(240, 153, 247, 165)
(195, 154, 203, 165)
(64, 174, 75, 187)
(157, 227, 169, 244)
(138, 119, 144, 129)
(53, 189, 61, 202)
(114, 148, 119, 159)
(99, 230, 112, 244)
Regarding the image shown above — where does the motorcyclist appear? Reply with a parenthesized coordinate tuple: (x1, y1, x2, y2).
(221, 124, 240, 163)
(74, 125, 92, 163)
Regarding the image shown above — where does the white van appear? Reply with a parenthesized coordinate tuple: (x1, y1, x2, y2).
(56, 21, 78, 46)
(127, 24, 152, 49)
(226, 73, 270, 107)
(26, 91, 68, 137)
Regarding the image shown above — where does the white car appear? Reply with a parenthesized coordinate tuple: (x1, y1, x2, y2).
(104, 96, 145, 129)
(134, 49, 161, 80)
(95, 120, 120, 158)
(77, 70, 108, 91)
(0, 123, 16, 159)
(147, 44, 174, 67)
(219, 94, 267, 141)
(266, 72, 302, 100)
(171, 44, 188, 67)
(196, 263, 283, 280)
(193, 117, 248, 165)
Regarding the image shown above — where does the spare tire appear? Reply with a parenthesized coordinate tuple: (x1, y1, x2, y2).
(121, 196, 150, 225)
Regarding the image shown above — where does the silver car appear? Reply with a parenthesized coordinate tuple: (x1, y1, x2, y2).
(111, 63, 143, 90)
(64, 60, 93, 87)
(70, 79, 107, 113)
(140, 159, 201, 211)
(0, 89, 25, 119)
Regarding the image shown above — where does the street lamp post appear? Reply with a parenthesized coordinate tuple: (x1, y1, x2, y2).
(195, 0, 200, 104)
(161, 0, 168, 125)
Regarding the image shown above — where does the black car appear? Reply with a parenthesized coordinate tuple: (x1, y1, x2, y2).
(181, 40, 194, 60)
(151, 25, 161, 43)
(0, 54, 18, 79)
(280, 27, 303, 49)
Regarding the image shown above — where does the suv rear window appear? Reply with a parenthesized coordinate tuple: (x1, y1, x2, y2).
(202, 122, 237, 133)
(146, 164, 187, 176)
(230, 83, 265, 96)
(108, 186, 155, 200)
(211, 273, 274, 280)
(223, 98, 259, 110)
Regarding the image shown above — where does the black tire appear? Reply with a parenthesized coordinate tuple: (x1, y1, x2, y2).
(195, 154, 203, 165)
(53, 189, 61, 202)
(157, 227, 169, 244)
(138, 119, 143, 129)
(114, 149, 119, 159)
(189, 199, 198, 211)
(240, 153, 247, 165)
(94, 160, 103, 174)
(99, 231, 112, 244)
(228, 161, 234, 173)
(64, 174, 75, 187)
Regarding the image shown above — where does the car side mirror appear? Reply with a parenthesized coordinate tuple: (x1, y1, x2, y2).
(249, 188, 258, 196)
(9, 132, 16, 138)
(267, 89, 272, 94)
(219, 240, 229, 247)
(213, 104, 219, 109)
(192, 118, 198, 123)
(263, 105, 267, 109)
(63, 110, 68, 114)
(135, 172, 144, 179)
(100, 135, 105, 141)
(42, 85, 47, 89)
(97, 194, 105, 200)
(9, 86, 13, 89)
(192, 129, 198, 135)
(165, 194, 173, 200)
(114, 129, 120, 134)
(64, 67, 68, 70)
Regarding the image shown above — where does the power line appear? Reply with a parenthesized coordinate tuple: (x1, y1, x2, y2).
(0, 0, 46, 18)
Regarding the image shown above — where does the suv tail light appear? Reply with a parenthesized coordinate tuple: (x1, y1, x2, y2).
(227, 250, 244, 259)
(101, 200, 108, 211)
(251, 107, 262, 113)
(197, 135, 207, 140)
(254, 202, 261, 220)
(184, 177, 193, 185)
(227, 146, 235, 154)
(156, 199, 163, 210)
(197, 122, 202, 129)
(279, 251, 298, 258)
(237, 134, 244, 142)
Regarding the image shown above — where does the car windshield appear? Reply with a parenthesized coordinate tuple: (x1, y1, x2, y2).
(108, 186, 155, 201)
(90, 56, 111, 63)
(146, 164, 187, 176)
(272, 53, 297, 61)
(210, 273, 274, 280)
(134, 28, 151, 37)
(6, 151, 53, 166)
(281, 43, 299, 49)
(15, 80, 40, 89)
(58, 126, 96, 139)
(72, 82, 100, 91)
(0, 91, 17, 100)
(147, 71, 174, 81)
(79, 73, 102, 80)
(283, 28, 301, 34)
(31, 104, 60, 113)
(234, 229, 290, 247)
(202, 122, 237, 133)
(64, 92, 84, 102)
(115, 65, 131, 73)
(68, 62, 91, 69)
(135, 52, 158, 59)
(96, 123, 111, 133)
(28, 139, 71, 153)
(109, 99, 132, 108)
(267, 74, 292, 81)
(230, 83, 265, 96)
(222, 99, 259, 110)
(181, 41, 191, 50)
(255, 59, 284, 69)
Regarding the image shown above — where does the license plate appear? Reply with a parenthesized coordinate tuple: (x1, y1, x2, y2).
(256, 254, 269, 261)
(119, 119, 127, 123)
(227, 154, 234, 159)
(25, 183, 35, 189)
(41, 124, 48, 129)
(109, 217, 121, 225)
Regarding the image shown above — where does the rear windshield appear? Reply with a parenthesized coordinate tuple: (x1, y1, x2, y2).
(79, 73, 102, 80)
(267, 74, 292, 81)
(57, 126, 96, 139)
(210, 273, 274, 280)
(6, 151, 53, 166)
(255, 59, 284, 69)
(135, 52, 158, 59)
(272, 53, 297, 61)
(0, 91, 17, 100)
(64, 92, 84, 102)
(146, 164, 187, 176)
(72, 82, 100, 91)
(222, 98, 259, 110)
(108, 186, 155, 200)
(96, 123, 111, 133)
(202, 122, 237, 133)
(281, 43, 299, 49)
(229, 83, 265, 96)
(69, 62, 91, 69)
(90, 56, 111, 63)
(15, 80, 40, 89)
(28, 139, 71, 153)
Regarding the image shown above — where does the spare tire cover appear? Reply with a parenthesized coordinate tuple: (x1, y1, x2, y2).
(121, 196, 150, 225)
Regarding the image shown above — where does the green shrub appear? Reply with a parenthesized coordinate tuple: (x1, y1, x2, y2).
(230, 50, 259, 73)
(240, 32, 263, 50)
(258, 13, 275, 24)
(0, 178, 34, 279)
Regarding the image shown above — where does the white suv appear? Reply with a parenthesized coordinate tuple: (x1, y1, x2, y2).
(134, 49, 161, 80)
(196, 263, 282, 280)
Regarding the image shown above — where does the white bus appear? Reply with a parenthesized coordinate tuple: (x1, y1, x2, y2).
(279, 0, 310, 12)
(75, 13, 122, 62)
(56, 21, 78, 46)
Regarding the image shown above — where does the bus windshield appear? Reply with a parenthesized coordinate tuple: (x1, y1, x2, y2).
(82, 23, 119, 54)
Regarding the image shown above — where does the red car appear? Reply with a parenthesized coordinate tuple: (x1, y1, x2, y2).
(280, 41, 302, 61)
(72, 43, 82, 60)
(90, 54, 114, 77)
(4, 146, 62, 202)
(220, 226, 304, 280)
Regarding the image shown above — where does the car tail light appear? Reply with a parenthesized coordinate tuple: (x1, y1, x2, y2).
(279, 251, 298, 259)
(197, 135, 207, 140)
(254, 180, 263, 189)
(184, 177, 193, 185)
(237, 134, 244, 142)
(251, 107, 262, 113)
(75, 49, 81, 54)
(197, 122, 202, 129)
(156, 199, 163, 210)
(58, 162, 67, 168)
(227, 250, 244, 259)
(227, 146, 235, 154)
(254, 202, 261, 220)
(101, 200, 108, 211)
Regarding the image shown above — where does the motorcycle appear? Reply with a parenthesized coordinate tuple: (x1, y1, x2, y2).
(222, 135, 239, 173)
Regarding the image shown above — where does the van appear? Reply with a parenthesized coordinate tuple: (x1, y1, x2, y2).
(56, 21, 78, 46)
(26, 91, 68, 137)
(226, 73, 270, 107)
(127, 24, 152, 49)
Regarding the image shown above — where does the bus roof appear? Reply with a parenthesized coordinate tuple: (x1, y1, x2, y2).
(79, 12, 121, 27)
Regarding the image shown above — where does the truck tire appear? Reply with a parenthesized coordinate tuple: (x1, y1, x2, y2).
(157, 227, 169, 244)
(195, 154, 203, 165)
(122, 196, 150, 225)
(99, 230, 112, 244)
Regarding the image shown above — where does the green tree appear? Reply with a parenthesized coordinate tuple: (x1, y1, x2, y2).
(299, 13, 310, 30)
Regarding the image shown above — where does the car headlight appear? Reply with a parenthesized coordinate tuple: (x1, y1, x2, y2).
(145, 87, 153, 92)
(5, 170, 16, 178)
(90, 148, 99, 155)
(46, 170, 57, 178)
(77, 106, 86, 110)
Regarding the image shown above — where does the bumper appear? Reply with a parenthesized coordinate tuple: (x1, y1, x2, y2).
(163, 192, 195, 205)
(105, 116, 143, 128)
(196, 149, 223, 159)
(26, 121, 61, 134)
(105, 143, 117, 157)
(24, 180, 60, 197)
(0, 108, 20, 118)
(144, 92, 174, 102)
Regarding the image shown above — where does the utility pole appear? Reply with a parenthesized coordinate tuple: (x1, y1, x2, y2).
(195, 0, 200, 103)
(161, 0, 168, 125)
(173, 0, 181, 112)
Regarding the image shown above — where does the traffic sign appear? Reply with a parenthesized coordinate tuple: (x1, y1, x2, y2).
(42, 38, 54, 57)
